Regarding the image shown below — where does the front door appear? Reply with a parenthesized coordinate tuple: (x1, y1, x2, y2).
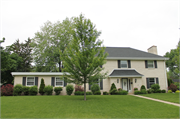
(122, 79, 128, 91)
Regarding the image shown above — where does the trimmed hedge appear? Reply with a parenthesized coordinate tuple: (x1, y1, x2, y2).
(103, 91, 109, 95)
(94, 91, 101, 95)
(74, 91, 84, 95)
(140, 85, 146, 91)
(54, 87, 63, 95)
(110, 88, 118, 95)
(44, 85, 53, 95)
(86, 92, 92, 95)
(151, 84, 160, 92)
(29, 86, 38, 95)
(22, 86, 30, 95)
(66, 85, 74, 95)
(161, 89, 166, 93)
(117, 90, 128, 95)
(91, 84, 100, 94)
(13, 84, 23, 96)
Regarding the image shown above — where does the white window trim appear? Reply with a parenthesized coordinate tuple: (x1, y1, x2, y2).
(121, 60, 128, 68)
(26, 76, 35, 86)
(55, 77, 64, 87)
(147, 61, 154, 68)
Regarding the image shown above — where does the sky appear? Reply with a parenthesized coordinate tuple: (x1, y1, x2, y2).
(0, 0, 179, 56)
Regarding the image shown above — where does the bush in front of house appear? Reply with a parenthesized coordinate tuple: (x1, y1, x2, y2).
(174, 82, 180, 90)
(151, 84, 160, 93)
(110, 83, 117, 91)
(103, 91, 109, 95)
(74, 91, 84, 95)
(1, 84, 14, 96)
(43, 85, 53, 95)
(39, 78, 45, 95)
(168, 90, 172, 93)
(147, 89, 154, 94)
(155, 89, 162, 93)
(13, 84, 23, 96)
(161, 89, 166, 93)
(29, 85, 38, 95)
(140, 85, 146, 91)
(117, 90, 128, 95)
(91, 84, 100, 94)
(168, 83, 177, 92)
(54, 87, 63, 95)
(134, 90, 141, 95)
(110, 88, 118, 95)
(66, 85, 74, 95)
(86, 92, 92, 95)
(175, 90, 180, 93)
(75, 85, 84, 92)
(94, 91, 101, 95)
(141, 89, 147, 94)
(22, 86, 30, 95)
(118, 88, 122, 91)
(134, 87, 138, 91)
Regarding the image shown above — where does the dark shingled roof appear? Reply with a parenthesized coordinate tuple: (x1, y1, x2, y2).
(109, 69, 143, 77)
(105, 47, 166, 59)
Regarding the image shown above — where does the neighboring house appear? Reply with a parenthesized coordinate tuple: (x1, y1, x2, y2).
(172, 79, 180, 83)
(12, 45, 169, 95)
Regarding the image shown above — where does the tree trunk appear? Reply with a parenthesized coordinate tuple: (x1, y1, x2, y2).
(84, 82, 86, 100)
(59, 61, 61, 72)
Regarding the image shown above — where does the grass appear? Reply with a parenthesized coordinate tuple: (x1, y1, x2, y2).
(1, 95, 179, 118)
(139, 93, 180, 103)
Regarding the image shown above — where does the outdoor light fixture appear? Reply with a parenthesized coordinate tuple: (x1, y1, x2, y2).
(135, 79, 137, 83)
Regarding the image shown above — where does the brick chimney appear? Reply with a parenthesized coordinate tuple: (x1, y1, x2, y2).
(148, 45, 157, 55)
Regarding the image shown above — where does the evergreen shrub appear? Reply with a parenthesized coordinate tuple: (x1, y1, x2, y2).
(22, 86, 30, 95)
(44, 85, 53, 95)
(39, 78, 45, 95)
(54, 87, 63, 95)
(94, 91, 101, 95)
(91, 84, 100, 94)
(66, 85, 74, 95)
(29, 86, 38, 95)
(140, 85, 146, 91)
(13, 84, 23, 96)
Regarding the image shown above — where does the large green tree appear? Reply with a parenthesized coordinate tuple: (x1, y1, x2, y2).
(32, 18, 74, 72)
(61, 14, 108, 100)
(164, 40, 180, 79)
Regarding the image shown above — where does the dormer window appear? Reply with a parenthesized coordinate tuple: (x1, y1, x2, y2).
(121, 60, 128, 68)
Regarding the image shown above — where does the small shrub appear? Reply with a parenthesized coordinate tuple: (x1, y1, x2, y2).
(134, 87, 138, 91)
(39, 78, 45, 95)
(103, 91, 109, 95)
(110, 83, 117, 91)
(118, 90, 128, 95)
(66, 85, 74, 95)
(43, 85, 53, 95)
(140, 85, 146, 91)
(54, 87, 63, 95)
(134, 90, 141, 95)
(74, 91, 84, 95)
(118, 88, 122, 91)
(86, 92, 92, 95)
(168, 90, 172, 93)
(29, 86, 38, 95)
(94, 91, 101, 95)
(75, 85, 84, 92)
(141, 89, 147, 94)
(151, 84, 160, 92)
(22, 86, 30, 95)
(147, 89, 154, 94)
(161, 89, 166, 93)
(156, 89, 162, 93)
(175, 90, 180, 93)
(91, 84, 100, 94)
(13, 84, 23, 96)
(168, 83, 177, 92)
(110, 88, 118, 95)
(1, 84, 14, 96)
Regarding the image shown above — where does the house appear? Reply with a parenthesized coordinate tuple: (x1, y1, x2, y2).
(12, 46, 168, 95)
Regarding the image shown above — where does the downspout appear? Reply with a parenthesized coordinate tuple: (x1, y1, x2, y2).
(164, 61, 168, 92)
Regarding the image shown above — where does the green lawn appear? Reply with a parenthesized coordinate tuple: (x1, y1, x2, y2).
(1, 95, 179, 118)
(139, 93, 180, 103)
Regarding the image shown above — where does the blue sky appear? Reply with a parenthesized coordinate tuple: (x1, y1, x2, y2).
(1, 0, 179, 56)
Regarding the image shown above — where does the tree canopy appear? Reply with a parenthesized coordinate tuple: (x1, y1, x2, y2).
(164, 40, 180, 79)
(32, 18, 74, 72)
(60, 14, 108, 100)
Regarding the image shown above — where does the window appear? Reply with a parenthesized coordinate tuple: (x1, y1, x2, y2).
(55, 77, 64, 86)
(147, 61, 154, 68)
(149, 78, 156, 87)
(121, 60, 128, 68)
(117, 79, 119, 83)
(27, 77, 35, 86)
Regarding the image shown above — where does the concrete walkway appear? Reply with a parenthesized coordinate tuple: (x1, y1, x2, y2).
(130, 94, 180, 107)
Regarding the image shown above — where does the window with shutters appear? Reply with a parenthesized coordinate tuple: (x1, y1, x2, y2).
(149, 78, 156, 87)
(147, 61, 154, 68)
(26, 77, 35, 86)
(121, 60, 128, 68)
(55, 77, 64, 87)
